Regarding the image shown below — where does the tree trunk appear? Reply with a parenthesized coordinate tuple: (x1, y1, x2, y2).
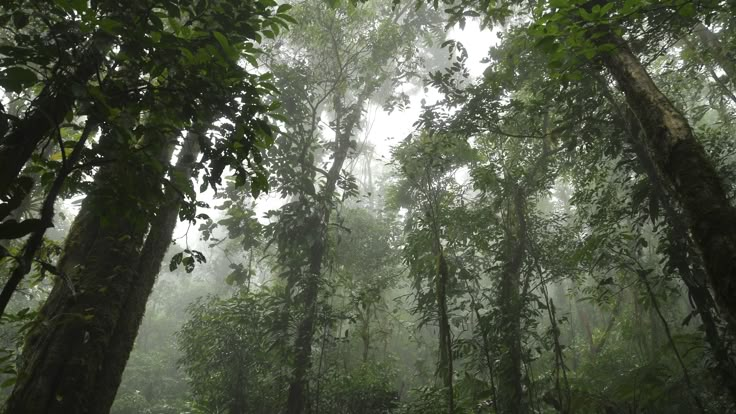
(496, 187, 526, 414)
(360, 303, 371, 363)
(594, 29, 736, 327)
(693, 22, 736, 86)
(285, 238, 324, 414)
(285, 94, 365, 414)
(87, 132, 201, 413)
(0, 121, 97, 318)
(0, 33, 112, 199)
(436, 252, 454, 413)
(4, 133, 172, 413)
(631, 124, 736, 402)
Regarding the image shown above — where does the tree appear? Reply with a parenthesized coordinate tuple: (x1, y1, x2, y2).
(258, 2, 443, 412)
(532, 0, 736, 328)
(2, 1, 289, 411)
(177, 290, 287, 414)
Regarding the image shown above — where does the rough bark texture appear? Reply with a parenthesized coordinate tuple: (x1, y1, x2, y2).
(496, 187, 526, 414)
(596, 30, 736, 328)
(0, 33, 112, 197)
(4, 135, 171, 414)
(285, 239, 324, 414)
(626, 120, 736, 403)
(88, 133, 201, 413)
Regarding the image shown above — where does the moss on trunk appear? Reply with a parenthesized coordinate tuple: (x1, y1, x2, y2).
(595, 29, 736, 330)
(496, 187, 526, 414)
(4, 134, 172, 413)
(88, 133, 201, 413)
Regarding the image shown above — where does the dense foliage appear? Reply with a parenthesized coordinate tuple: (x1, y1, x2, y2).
(1, 0, 735, 413)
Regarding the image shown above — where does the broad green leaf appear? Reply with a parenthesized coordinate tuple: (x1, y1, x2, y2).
(0, 67, 38, 93)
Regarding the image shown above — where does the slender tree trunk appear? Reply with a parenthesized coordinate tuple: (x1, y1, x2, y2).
(285, 238, 324, 414)
(4, 132, 173, 413)
(693, 22, 736, 86)
(497, 187, 526, 414)
(87, 131, 201, 412)
(360, 304, 371, 363)
(593, 29, 736, 327)
(469, 281, 498, 413)
(0, 33, 112, 198)
(436, 251, 454, 413)
(0, 121, 97, 318)
(285, 94, 365, 414)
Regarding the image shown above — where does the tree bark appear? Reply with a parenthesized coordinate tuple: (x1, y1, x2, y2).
(3, 133, 172, 413)
(359, 303, 371, 363)
(87, 131, 201, 412)
(594, 29, 736, 328)
(436, 251, 454, 413)
(627, 119, 736, 403)
(285, 94, 365, 414)
(496, 187, 526, 414)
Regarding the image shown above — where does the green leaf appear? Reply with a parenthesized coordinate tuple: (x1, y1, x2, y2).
(549, 0, 568, 8)
(0, 67, 38, 93)
(213, 31, 237, 59)
(535, 36, 559, 54)
(169, 252, 183, 272)
(578, 8, 593, 21)
(678, 3, 695, 17)
(98, 18, 122, 34)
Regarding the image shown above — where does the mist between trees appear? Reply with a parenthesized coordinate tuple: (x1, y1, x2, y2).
(1, 0, 736, 413)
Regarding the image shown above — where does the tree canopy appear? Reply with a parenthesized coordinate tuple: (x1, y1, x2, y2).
(1, 0, 736, 413)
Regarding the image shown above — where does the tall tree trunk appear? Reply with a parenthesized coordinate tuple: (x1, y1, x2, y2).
(436, 251, 454, 412)
(87, 131, 201, 413)
(633, 126, 736, 402)
(593, 28, 736, 327)
(693, 22, 736, 86)
(285, 238, 324, 414)
(0, 33, 112, 199)
(4, 131, 173, 413)
(285, 94, 365, 414)
(468, 280, 498, 413)
(360, 303, 371, 363)
(604, 80, 736, 403)
(496, 187, 526, 414)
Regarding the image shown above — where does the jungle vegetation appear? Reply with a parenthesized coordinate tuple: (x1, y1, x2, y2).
(0, 0, 735, 413)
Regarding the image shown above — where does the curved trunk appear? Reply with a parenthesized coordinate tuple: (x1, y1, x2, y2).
(594, 29, 736, 327)
(0, 33, 112, 199)
(4, 133, 173, 414)
(627, 119, 736, 403)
